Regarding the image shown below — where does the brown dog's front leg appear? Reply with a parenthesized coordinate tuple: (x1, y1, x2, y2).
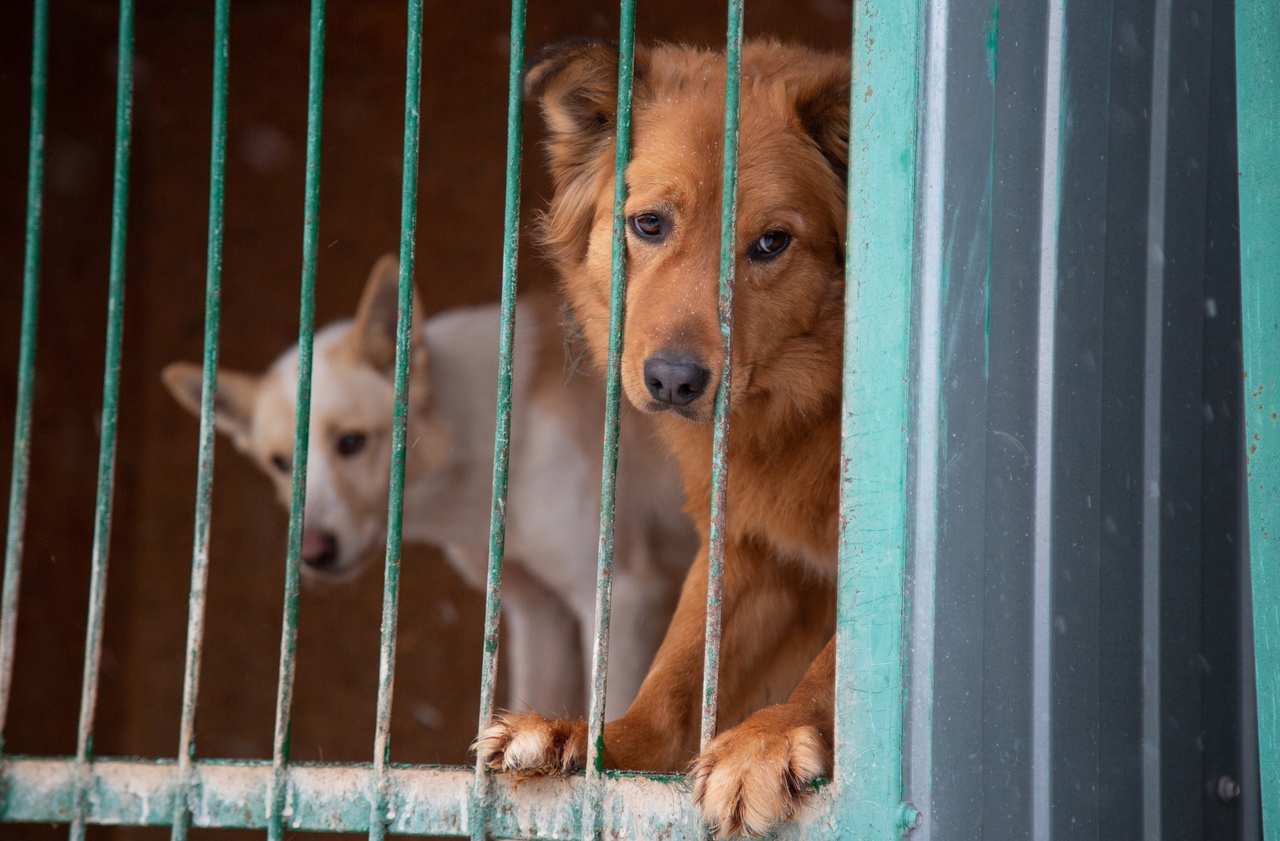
(692, 637, 836, 839)
(476, 536, 821, 775)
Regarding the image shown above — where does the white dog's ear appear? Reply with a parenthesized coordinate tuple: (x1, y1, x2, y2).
(161, 361, 260, 446)
(353, 254, 425, 376)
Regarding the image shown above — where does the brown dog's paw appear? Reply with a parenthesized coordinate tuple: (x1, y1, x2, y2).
(473, 711, 588, 776)
(691, 719, 828, 839)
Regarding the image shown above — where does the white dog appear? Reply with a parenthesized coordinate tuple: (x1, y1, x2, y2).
(163, 255, 696, 717)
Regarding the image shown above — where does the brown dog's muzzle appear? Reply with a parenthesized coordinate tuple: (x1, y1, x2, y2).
(643, 351, 712, 410)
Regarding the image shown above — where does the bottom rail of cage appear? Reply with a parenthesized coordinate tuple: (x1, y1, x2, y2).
(0, 754, 860, 839)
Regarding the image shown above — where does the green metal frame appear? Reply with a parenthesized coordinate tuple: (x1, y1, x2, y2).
(0, 0, 926, 837)
(1237, 0, 1280, 834)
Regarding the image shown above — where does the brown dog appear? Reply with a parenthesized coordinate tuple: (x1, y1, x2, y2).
(476, 41, 850, 838)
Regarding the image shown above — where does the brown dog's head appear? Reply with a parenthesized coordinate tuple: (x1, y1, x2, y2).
(526, 40, 849, 429)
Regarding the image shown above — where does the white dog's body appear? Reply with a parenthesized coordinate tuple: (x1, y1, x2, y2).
(164, 257, 695, 716)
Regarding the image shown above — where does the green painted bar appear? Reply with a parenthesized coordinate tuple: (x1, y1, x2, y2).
(833, 0, 921, 836)
(1236, 0, 1280, 833)
(0, 0, 49, 754)
(70, 2, 135, 839)
(368, 0, 424, 836)
(1, 756, 853, 839)
(469, 1, 527, 838)
(268, 0, 327, 837)
(581, 3, 637, 837)
(699, 0, 743, 753)
(170, 1, 231, 838)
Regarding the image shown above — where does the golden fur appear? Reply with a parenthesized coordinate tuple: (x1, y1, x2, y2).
(475, 40, 850, 838)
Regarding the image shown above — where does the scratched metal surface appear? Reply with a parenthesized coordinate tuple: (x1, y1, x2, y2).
(902, 0, 1257, 838)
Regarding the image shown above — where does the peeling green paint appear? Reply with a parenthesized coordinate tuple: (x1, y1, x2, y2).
(834, 0, 921, 836)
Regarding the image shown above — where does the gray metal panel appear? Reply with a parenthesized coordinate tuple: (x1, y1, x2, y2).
(907, 0, 1255, 838)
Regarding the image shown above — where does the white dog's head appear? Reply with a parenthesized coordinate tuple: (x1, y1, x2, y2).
(163, 255, 448, 581)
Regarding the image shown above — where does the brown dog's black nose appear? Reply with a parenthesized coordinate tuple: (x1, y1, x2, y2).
(644, 355, 711, 407)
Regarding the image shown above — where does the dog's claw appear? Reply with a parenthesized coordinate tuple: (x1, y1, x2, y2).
(473, 711, 588, 777)
(691, 722, 827, 839)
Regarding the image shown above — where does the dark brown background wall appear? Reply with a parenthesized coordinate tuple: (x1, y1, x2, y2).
(0, 0, 850, 837)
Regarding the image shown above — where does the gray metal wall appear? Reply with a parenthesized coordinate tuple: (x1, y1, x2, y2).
(902, 0, 1255, 838)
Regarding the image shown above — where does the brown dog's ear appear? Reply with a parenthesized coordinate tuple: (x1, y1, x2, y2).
(352, 253, 426, 377)
(161, 361, 261, 447)
(525, 40, 641, 262)
(792, 64, 851, 185)
(524, 40, 622, 175)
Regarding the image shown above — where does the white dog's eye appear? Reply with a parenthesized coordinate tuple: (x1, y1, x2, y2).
(336, 432, 367, 457)
(271, 454, 291, 474)
(749, 231, 791, 260)
(629, 213, 668, 241)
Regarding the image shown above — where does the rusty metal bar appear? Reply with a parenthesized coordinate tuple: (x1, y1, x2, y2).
(699, 0, 744, 754)
(266, 0, 327, 837)
(169, 0, 231, 838)
(469, 0, 527, 837)
(0, 0, 49, 755)
(367, 0, 424, 835)
(69, 1, 135, 838)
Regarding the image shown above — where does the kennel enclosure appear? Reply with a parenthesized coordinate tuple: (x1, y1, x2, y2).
(0, 0, 1276, 838)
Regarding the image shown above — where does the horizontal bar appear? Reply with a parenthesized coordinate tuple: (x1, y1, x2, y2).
(0, 757, 846, 839)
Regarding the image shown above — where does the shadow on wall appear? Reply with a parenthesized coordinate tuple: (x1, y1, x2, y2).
(0, 1, 852, 839)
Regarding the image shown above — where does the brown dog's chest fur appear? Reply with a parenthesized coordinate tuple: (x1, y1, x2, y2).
(661, 397, 841, 578)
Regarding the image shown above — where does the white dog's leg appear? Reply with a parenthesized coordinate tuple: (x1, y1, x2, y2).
(501, 561, 584, 718)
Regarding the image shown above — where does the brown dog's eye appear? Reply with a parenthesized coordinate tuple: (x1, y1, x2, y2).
(630, 213, 667, 241)
(749, 231, 791, 260)
(271, 454, 291, 474)
(336, 432, 367, 457)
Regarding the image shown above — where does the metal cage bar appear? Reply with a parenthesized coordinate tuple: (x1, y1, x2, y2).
(267, 0, 327, 837)
(0, 0, 48, 754)
(469, 1, 528, 837)
(580, 4, 637, 838)
(70, 2, 135, 838)
(698, 0, 743, 752)
(368, 0, 425, 836)
(170, 0, 231, 838)
(1236, 0, 1280, 831)
(832, 0, 922, 835)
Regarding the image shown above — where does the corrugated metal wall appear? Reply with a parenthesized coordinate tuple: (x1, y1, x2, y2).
(902, 0, 1256, 838)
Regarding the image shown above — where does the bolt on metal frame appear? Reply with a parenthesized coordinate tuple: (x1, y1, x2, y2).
(0, 0, 929, 838)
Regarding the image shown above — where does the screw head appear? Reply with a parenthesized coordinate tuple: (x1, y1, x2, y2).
(1216, 775, 1241, 803)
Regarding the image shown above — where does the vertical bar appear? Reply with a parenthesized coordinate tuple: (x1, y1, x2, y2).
(834, 0, 922, 837)
(1033, 0, 1067, 836)
(1236, 0, 1280, 833)
(367, 0, 424, 835)
(266, 1, 326, 837)
(70, 1, 135, 838)
(699, 0, 744, 752)
(904, 0, 948, 828)
(469, 1, 526, 838)
(170, 0, 231, 838)
(579, 4, 637, 839)
(0, 0, 49, 752)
